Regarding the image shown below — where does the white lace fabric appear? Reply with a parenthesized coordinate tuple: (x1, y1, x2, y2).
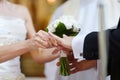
(0, 73, 25, 80)
(0, 16, 27, 80)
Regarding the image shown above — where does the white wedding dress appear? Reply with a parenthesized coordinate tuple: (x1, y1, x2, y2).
(0, 16, 27, 80)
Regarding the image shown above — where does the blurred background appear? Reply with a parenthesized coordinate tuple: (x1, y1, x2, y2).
(9, 0, 66, 78)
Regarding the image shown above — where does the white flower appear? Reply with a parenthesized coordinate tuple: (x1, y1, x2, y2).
(47, 15, 80, 33)
(47, 20, 59, 32)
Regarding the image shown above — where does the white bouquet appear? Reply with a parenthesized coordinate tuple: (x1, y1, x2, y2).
(45, 15, 80, 76)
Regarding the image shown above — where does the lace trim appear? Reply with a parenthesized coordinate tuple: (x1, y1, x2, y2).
(0, 73, 25, 80)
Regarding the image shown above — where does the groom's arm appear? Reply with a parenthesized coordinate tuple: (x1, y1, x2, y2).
(83, 28, 120, 60)
(83, 19, 120, 78)
(83, 32, 99, 60)
(83, 19, 120, 60)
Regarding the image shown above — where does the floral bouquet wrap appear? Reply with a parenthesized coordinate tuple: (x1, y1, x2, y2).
(45, 15, 80, 76)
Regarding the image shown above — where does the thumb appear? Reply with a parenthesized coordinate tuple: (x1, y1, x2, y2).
(63, 34, 68, 38)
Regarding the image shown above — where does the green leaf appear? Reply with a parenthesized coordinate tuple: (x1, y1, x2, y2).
(53, 22, 67, 38)
(44, 28, 48, 32)
(45, 22, 80, 38)
(53, 22, 79, 38)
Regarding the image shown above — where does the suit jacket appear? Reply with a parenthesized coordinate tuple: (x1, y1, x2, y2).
(83, 19, 120, 80)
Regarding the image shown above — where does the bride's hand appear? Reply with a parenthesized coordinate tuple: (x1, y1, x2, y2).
(29, 30, 57, 49)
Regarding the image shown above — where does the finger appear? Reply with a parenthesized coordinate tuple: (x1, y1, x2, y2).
(35, 33, 57, 48)
(63, 34, 72, 40)
(48, 32, 63, 45)
(29, 39, 46, 49)
(69, 59, 78, 68)
(34, 41, 47, 48)
(63, 34, 68, 38)
(70, 67, 80, 74)
(56, 62, 60, 66)
(34, 35, 50, 48)
(31, 38, 47, 49)
(39, 30, 57, 47)
(34, 39, 48, 48)
(37, 30, 49, 41)
(40, 30, 54, 44)
(69, 62, 77, 69)
(45, 39, 53, 48)
(47, 34, 58, 47)
(52, 48, 61, 55)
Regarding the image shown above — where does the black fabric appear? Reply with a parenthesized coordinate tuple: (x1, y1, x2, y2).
(83, 19, 120, 80)
(83, 32, 99, 60)
(83, 30, 111, 75)
(83, 18, 120, 60)
(109, 27, 120, 80)
(83, 30, 110, 60)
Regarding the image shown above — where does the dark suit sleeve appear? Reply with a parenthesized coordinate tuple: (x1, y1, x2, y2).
(83, 29, 120, 60)
(83, 32, 99, 60)
(83, 19, 120, 79)
(83, 18, 120, 60)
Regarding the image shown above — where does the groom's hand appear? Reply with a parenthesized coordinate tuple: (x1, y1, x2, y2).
(49, 32, 73, 51)
(69, 59, 97, 74)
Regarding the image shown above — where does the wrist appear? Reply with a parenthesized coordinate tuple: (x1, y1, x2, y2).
(26, 39, 38, 50)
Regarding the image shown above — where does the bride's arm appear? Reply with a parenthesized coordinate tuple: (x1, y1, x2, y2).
(23, 6, 60, 64)
(0, 6, 35, 63)
(0, 5, 58, 63)
(0, 40, 31, 63)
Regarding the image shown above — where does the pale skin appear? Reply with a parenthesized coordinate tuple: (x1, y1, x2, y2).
(49, 32, 97, 74)
(0, 0, 60, 63)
